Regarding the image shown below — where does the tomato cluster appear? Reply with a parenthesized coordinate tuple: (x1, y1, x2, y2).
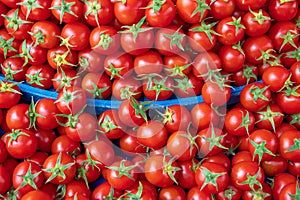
(0, 0, 300, 199)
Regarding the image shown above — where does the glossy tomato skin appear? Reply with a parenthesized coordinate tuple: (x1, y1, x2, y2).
(0, 165, 11, 195)
(20, 190, 52, 200)
(262, 66, 290, 92)
(112, 76, 142, 100)
(230, 161, 265, 191)
(276, 87, 300, 114)
(187, 186, 213, 200)
(114, 0, 147, 25)
(30, 20, 61, 49)
(242, 9, 271, 37)
(273, 173, 297, 200)
(75, 154, 101, 183)
(47, 46, 78, 70)
(268, 0, 298, 21)
(19, 0, 51, 21)
(242, 182, 272, 200)
(291, 61, 300, 85)
(51, 0, 83, 23)
(0, 139, 7, 163)
(104, 52, 133, 79)
(159, 185, 186, 200)
(210, 0, 235, 20)
(176, 0, 210, 24)
(279, 130, 300, 162)
(235, 0, 266, 10)
(177, 159, 198, 189)
(51, 135, 81, 155)
(35, 98, 60, 130)
(12, 161, 44, 195)
(279, 182, 300, 200)
(145, 0, 176, 28)
(240, 82, 271, 112)
(191, 103, 219, 131)
(78, 48, 104, 73)
(34, 129, 56, 153)
(219, 45, 245, 72)
(202, 81, 231, 106)
(86, 140, 115, 168)
(0, 29, 21, 58)
(5, 129, 38, 159)
(26, 64, 55, 89)
(18, 39, 47, 66)
(144, 155, 180, 188)
(2, 57, 28, 81)
(83, 0, 114, 26)
(65, 179, 91, 199)
(43, 152, 76, 185)
(98, 109, 125, 139)
(0, 81, 21, 109)
(261, 156, 288, 177)
(137, 120, 168, 150)
(195, 162, 229, 194)
(91, 182, 123, 200)
(255, 103, 284, 131)
(134, 50, 163, 75)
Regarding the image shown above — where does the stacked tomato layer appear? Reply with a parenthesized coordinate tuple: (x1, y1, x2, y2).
(0, 0, 300, 199)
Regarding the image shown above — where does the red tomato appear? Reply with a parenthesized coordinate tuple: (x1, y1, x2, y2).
(268, 0, 298, 21)
(20, 190, 52, 200)
(279, 130, 300, 162)
(191, 103, 219, 130)
(242, 9, 271, 37)
(26, 64, 55, 89)
(83, 0, 114, 26)
(19, 0, 51, 21)
(114, 0, 147, 25)
(176, 0, 210, 24)
(50, 0, 83, 24)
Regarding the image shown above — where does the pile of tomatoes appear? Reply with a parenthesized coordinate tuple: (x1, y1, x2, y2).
(0, 0, 300, 199)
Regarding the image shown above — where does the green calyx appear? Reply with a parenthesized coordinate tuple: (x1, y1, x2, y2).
(249, 139, 276, 164)
(189, 20, 220, 44)
(162, 27, 185, 51)
(280, 30, 299, 52)
(235, 110, 252, 135)
(1, 9, 32, 32)
(242, 65, 257, 85)
(201, 125, 228, 152)
(145, 0, 167, 13)
(105, 63, 124, 80)
(238, 168, 263, 191)
(191, 0, 210, 20)
(173, 76, 194, 94)
(99, 115, 121, 133)
(49, 0, 77, 24)
(17, 0, 44, 19)
(26, 68, 45, 87)
(199, 166, 226, 192)
(0, 81, 21, 94)
(0, 37, 17, 58)
(120, 86, 140, 100)
(1, 62, 22, 81)
(108, 160, 136, 180)
(129, 97, 152, 123)
(16, 163, 42, 191)
(249, 85, 269, 102)
(285, 138, 300, 153)
(56, 105, 86, 128)
(147, 76, 173, 100)
(6, 129, 30, 147)
(256, 105, 283, 133)
(52, 68, 79, 91)
(13, 40, 34, 67)
(93, 31, 113, 50)
(165, 63, 192, 77)
(249, 9, 270, 25)
(84, 0, 102, 27)
(163, 157, 181, 185)
(227, 17, 245, 36)
(86, 82, 109, 99)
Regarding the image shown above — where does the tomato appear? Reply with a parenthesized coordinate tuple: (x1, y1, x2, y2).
(2, 57, 28, 81)
(231, 151, 252, 166)
(35, 98, 60, 130)
(86, 139, 115, 168)
(174, 73, 203, 98)
(27, 152, 48, 166)
(210, 0, 235, 20)
(3, 8, 32, 40)
(60, 22, 90, 51)
(232, 64, 258, 86)
(114, 0, 147, 25)
(187, 186, 213, 200)
(75, 154, 101, 183)
(273, 173, 297, 200)
(124, 180, 158, 200)
(242, 182, 272, 200)
(134, 50, 163, 75)
(52, 68, 81, 91)
(91, 182, 123, 200)
(104, 52, 133, 79)
(98, 109, 125, 139)
(235, 0, 266, 10)
(47, 46, 78, 70)
(159, 185, 186, 200)
(291, 61, 300, 85)
(119, 131, 147, 155)
(78, 48, 104, 73)
(20, 190, 52, 200)
(107, 160, 138, 190)
(155, 26, 186, 56)
(137, 120, 168, 150)
(50, 0, 83, 24)
(268, 0, 298, 21)
(261, 156, 288, 177)
(118, 98, 149, 127)
(203, 153, 231, 173)
(276, 123, 297, 138)
(240, 82, 271, 112)
(0, 81, 21, 109)
(83, 0, 114, 26)
(0, 166, 11, 194)
(230, 161, 265, 191)
(215, 182, 242, 200)
(202, 81, 231, 106)
(279, 182, 300, 200)
(81, 72, 112, 99)
(1, 0, 18, 8)
(288, 161, 300, 176)
(262, 66, 290, 92)
(34, 129, 56, 153)
(65, 179, 91, 199)
(63, 112, 98, 142)
(142, 74, 174, 100)
(30, 20, 61, 49)
(268, 21, 299, 52)
(55, 86, 87, 115)
(0, 139, 7, 163)
(277, 87, 300, 114)
(25, 64, 54, 89)
(248, 129, 278, 164)
(191, 103, 219, 130)
(279, 130, 300, 162)
(120, 18, 154, 55)
(216, 16, 245, 45)
(51, 135, 81, 155)
(144, 154, 180, 187)
(219, 44, 245, 72)
(5, 129, 38, 159)
(6, 103, 31, 130)
(242, 9, 271, 37)
(0, 29, 21, 58)
(112, 76, 142, 100)
(19, 0, 51, 21)
(242, 35, 273, 64)
(89, 26, 120, 55)
(177, 159, 198, 189)
(12, 161, 44, 195)
(176, 0, 210, 24)
(43, 152, 76, 185)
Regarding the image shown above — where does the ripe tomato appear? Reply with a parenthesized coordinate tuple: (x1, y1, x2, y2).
(114, 0, 147, 25)
(26, 64, 55, 89)
(60, 22, 90, 51)
(52, 69, 81, 92)
(50, 0, 83, 24)
(291, 61, 300, 85)
(0, 139, 8, 163)
(261, 156, 288, 177)
(35, 98, 60, 130)
(176, 0, 210, 24)
(177, 159, 198, 189)
(12, 161, 44, 195)
(20, 190, 52, 200)
(268, 0, 298, 21)
(219, 44, 245, 72)
(98, 109, 125, 139)
(0, 29, 21, 58)
(5, 129, 38, 159)
(30, 20, 61, 49)
(83, 0, 114, 26)
(75, 154, 101, 183)
(240, 82, 271, 112)
(242, 9, 271, 37)
(51, 135, 81, 155)
(230, 161, 265, 191)
(276, 87, 300, 114)
(65, 179, 91, 199)
(112, 76, 142, 100)
(2, 57, 28, 81)
(242, 182, 272, 200)
(47, 46, 78, 70)
(210, 0, 235, 20)
(43, 152, 76, 185)
(273, 173, 297, 200)
(104, 52, 133, 79)
(91, 182, 123, 200)
(195, 162, 229, 194)
(191, 102, 219, 130)
(235, 0, 266, 10)
(78, 48, 104, 73)
(0, 166, 11, 195)
(279, 182, 300, 200)
(202, 81, 231, 106)
(144, 154, 180, 187)
(137, 120, 168, 150)
(119, 131, 147, 155)
(34, 129, 56, 153)
(159, 185, 186, 200)
(0, 81, 21, 109)
(134, 50, 163, 75)
(187, 186, 213, 200)
(279, 130, 300, 162)
(19, 0, 51, 21)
